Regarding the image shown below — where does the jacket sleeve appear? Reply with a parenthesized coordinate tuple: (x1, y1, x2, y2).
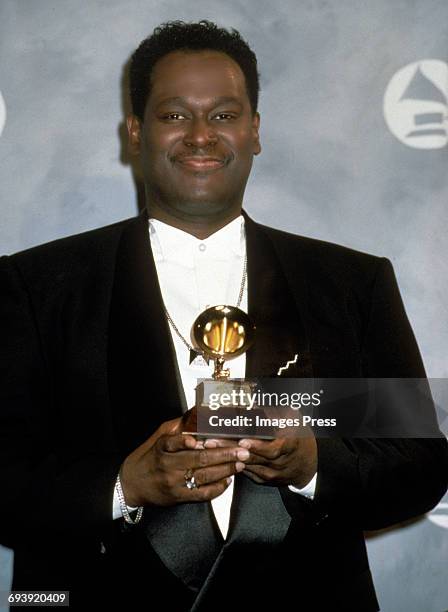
(0, 255, 123, 547)
(282, 257, 448, 530)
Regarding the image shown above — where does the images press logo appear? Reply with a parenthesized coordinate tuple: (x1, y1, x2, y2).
(0, 91, 6, 138)
(383, 60, 448, 149)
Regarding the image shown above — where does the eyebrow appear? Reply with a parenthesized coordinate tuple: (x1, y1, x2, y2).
(155, 96, 244, 109)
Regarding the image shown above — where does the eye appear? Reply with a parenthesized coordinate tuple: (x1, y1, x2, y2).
(161, 112, 186, 121)
(213, 113, 237, 121)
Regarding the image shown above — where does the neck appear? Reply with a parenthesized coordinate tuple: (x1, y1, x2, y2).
(145, 202, 243, 240)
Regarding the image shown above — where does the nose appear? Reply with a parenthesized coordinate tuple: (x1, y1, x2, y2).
(183, 117, 218, 149)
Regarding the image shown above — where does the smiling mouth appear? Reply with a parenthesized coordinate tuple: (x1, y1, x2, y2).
(173, 156, 228, 172)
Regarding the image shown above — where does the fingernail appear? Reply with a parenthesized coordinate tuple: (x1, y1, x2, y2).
(235, 462, 245, 472)
(239, 439, 251, 449)
(204, 440, 217, 448)
(226, 477, 233, 484)
(237, 449, 250, 461)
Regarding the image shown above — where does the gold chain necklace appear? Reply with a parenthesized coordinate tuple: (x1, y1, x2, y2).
(164, 252, 247, 365)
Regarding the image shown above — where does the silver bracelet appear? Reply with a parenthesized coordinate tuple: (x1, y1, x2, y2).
(115, 472, 144, 525)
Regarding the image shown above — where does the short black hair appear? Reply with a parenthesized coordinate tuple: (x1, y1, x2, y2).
(129, 20, 259, 121)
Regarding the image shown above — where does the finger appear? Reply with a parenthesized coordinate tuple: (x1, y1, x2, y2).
(238, 438, 290, 460)
(242, 471, 265, 484)
(152, 443, 249, 474)
(130, 417, 185, 458)
(190, 446, 250, 469)
(161, 433, 200, 452)
(193, 462, 243, 487)
(203, 438, 239, 449)
(160, 417, 184, 435)
(179, 477, 233, 503)
(243, 463, 278, 482)
(243, 450, 290, 468)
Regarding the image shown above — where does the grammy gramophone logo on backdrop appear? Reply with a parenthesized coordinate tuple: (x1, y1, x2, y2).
(383, 59, 448, 149)
(427, 501, 448, 530)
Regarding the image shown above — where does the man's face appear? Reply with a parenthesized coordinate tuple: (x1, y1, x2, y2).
(127, 50, 261, 221)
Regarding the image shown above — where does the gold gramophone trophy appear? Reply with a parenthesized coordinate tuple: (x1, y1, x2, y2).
(182, 305, 258, 438)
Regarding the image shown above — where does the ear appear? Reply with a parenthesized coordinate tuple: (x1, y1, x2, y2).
(126, 114, 143, 155)
(252, 112, 261, 156)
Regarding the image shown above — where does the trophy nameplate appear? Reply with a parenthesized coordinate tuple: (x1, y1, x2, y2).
(182, 305, 275, 439)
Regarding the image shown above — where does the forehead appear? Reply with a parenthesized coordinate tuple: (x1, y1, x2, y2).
(148, 50, 249, 107)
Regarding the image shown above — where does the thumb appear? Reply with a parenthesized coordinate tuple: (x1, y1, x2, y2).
(160, 416, 183, 435)
(131, 417, 184, 459)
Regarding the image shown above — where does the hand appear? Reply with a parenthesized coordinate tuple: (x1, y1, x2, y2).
(236, 433, 318, 488)
(120, 417, 250, 507)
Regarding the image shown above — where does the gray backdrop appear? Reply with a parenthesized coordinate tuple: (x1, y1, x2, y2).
(0, 1, 447, 610)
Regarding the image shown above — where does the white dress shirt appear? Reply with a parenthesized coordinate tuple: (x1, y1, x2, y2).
(113, 215, 317, 536)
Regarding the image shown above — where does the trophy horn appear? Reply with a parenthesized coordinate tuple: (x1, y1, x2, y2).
(191, 305, 256, 380)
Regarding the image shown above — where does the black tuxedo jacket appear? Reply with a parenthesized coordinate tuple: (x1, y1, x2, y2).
(1, 211, 447, 611)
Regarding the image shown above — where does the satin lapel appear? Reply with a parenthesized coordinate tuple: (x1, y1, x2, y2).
(107, 212, 183, 455)
(226, 473, 291, 545)
(142, 502, 223, 594)
(191, 474, 291, 611)
(244, 213, 313, 379)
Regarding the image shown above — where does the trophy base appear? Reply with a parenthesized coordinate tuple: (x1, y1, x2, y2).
(181, 379, 275, 440)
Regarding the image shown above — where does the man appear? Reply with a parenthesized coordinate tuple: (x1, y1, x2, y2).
(1, 20, 447, 611)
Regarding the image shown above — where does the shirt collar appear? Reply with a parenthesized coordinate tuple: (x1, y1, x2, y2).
(149, 215, 245, 263)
